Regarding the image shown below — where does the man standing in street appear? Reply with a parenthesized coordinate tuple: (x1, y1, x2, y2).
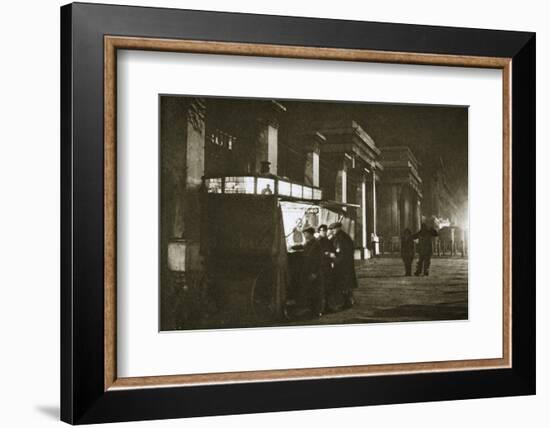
(328, 222, 358, 309)
(317, 224, 337, 312)
(301, 227, 325, 317)
(412, 223, 439, 276)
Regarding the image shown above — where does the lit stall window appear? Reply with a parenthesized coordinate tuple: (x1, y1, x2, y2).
(291, 183, 303, 198)
(302, 186, 313, 200)
(278, 180, 291, 197)
(313, 188, 323, 200)
(224, 176, 255, 194)
(257, 178, 275, 195)
(205, 178, 223, 193)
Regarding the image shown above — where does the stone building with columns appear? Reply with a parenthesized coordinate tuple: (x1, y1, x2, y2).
(315, 120, 383, 259)
(277, 115, 383, 259)
(377, 146, 423, 251)
(159, 96, 427, 290)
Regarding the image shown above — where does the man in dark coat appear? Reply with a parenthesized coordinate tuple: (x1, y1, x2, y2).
(412, 223, 439, 276)
(400, 228, 415, 276)
(328, 222, 358, 308)
(301, 227, 325, 317)
(317, 224, 337, 311)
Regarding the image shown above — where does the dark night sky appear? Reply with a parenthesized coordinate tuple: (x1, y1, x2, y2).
(281, 100, 469, 199)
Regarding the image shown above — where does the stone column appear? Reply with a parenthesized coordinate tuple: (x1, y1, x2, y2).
(160, 97, 206, 270)
(254, 100, 286, 175)
(335, 156, 348, 204)
(369, 169, 380, 255)
(401, 185, 411, 230)
(414, 196, 422, 230)
(361, 174, 368, 251)
(183, 99, 206, 271)
(372, 170, 378, 235)
(160, 97, 206, 329)
(303, 132, 325, 187)
(391, 185, 401, 237)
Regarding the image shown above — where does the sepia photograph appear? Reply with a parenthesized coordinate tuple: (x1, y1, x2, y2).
(159, 95, 469, 331)
(54, 2, 536, 424)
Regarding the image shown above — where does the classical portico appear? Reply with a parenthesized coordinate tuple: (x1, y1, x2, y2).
(378, 146, 423, 251)
(317, 120, 382, 258)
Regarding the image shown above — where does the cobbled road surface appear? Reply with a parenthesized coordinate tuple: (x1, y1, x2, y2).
(283, 255, 468, 326)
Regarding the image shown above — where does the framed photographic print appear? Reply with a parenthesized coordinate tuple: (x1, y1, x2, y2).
(60, 2, 535, 424)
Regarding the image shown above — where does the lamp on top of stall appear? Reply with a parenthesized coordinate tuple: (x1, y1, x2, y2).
(203, 175, 323, 200)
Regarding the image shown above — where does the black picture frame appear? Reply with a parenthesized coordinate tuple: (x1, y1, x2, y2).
(61, 2, 535, 424)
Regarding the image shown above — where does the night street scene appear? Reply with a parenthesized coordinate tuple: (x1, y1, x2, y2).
(160, 95, 468, 331)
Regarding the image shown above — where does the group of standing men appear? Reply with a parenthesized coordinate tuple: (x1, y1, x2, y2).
(300, 222, 358, 318)
(401, 223, 439, 276)
(297, 220, 440, 318)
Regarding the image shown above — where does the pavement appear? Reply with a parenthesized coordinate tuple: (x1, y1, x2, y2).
(283, 255, 468, 326)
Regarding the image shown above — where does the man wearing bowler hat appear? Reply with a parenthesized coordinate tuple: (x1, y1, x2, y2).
(328, 222, 358, 309)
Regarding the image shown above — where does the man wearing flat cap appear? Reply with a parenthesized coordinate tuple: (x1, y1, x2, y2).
(328, 222, 358, 309)
(300, 227, 325, 317)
